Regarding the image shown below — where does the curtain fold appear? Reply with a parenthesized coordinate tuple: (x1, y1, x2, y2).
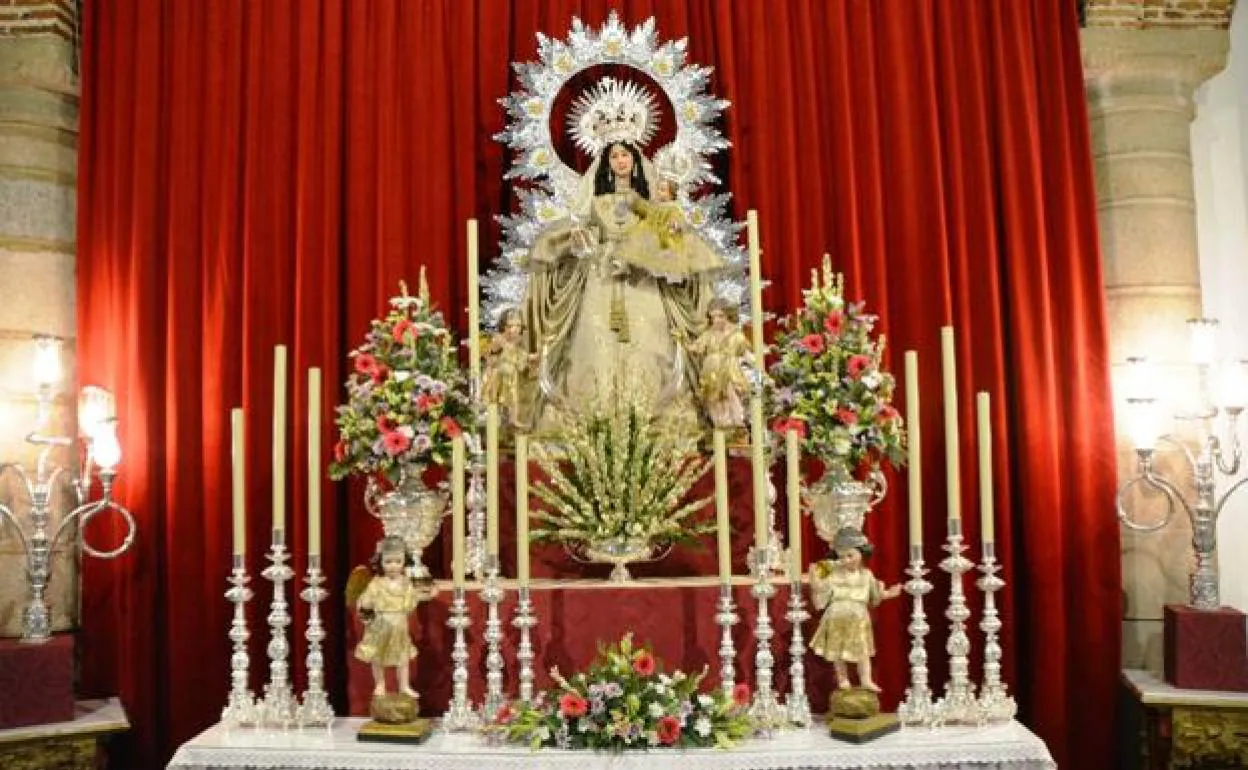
(77, 2, 1119, 768)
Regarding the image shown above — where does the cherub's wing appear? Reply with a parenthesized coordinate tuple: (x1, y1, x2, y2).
(345, 565, 372, 609)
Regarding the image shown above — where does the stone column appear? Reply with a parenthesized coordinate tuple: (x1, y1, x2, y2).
(0, 1, 80, 638)
(1082, 14, 1231, 670)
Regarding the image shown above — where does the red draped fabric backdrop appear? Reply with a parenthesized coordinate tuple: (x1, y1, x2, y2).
(76, 1, 1120, 768)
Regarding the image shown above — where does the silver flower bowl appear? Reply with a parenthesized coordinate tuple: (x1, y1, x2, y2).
(365, 466, 448, 579)
(805, 467, 887, 546)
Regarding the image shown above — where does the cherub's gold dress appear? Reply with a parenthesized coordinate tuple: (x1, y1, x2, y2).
(481, 335, 530, 424)
(354, 577, 421, 666)
(808, 560, 886, 663)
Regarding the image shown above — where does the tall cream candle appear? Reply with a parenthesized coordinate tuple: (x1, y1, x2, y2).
(515, 433, 530, 585)
(486, 404, 500, 556)
(904, 351, 922, 548)
(749, 395, 769, 549)
(272, 345, 288, 534)
(713, 429, 731, 583)
(747, 210, 765, 365)
(452, 435, 466, 587)
(785, 428, 801, 580)
(307, 367, 322, 556)
(940, 328, 961, 524)
(467, 219, 481, 383)
(977, 392, 995, 543)
(231, 408, 246, 556)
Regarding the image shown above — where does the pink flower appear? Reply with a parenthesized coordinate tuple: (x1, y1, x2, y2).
(732, 682, 751, 707)
(632, 651, 656, 677)
(415, 394, 433, 413)
(879, 405, 899, 422)
(370, 364, 389, 384)
(771, 417, 808, 439)
(440, 417, 462, 438)
(559, 692, 588, 718)
(494, 702, 515, 724)
(847, 355, 871, 379)
(837, 407, 858, 426)
(799, 333, 825, 355)
(381, 431, 411, 456)
(333, 440, 349, 462)
(824, 312, 844, 336)
(377, 415, 397, 433)
(393, 319, 417, 343)
(354, 353, 378, 376)
(656, 715, 681, 745)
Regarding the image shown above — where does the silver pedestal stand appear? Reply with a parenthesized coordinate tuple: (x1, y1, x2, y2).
(441, 586, 479, 731)
(976, 543, 1017, 723)
(783, 577, 812, 726)
(222, 555, 259, 726)
(513, 586, 537, 702)
(715, 582, 739, 698)
(480, 554, 506, 720)
(296, 555, 334, 728)
(897, 544, 935, 726)
(259, 531, 297, 727)
(748, 544, 784, 731)
(933, 520, 977, 726)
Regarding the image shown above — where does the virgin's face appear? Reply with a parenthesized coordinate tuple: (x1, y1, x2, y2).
(609, 144, 634, 178)
(382, 552, 406, 577)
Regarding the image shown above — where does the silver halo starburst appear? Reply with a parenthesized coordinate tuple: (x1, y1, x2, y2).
(491, 12, 748, 325)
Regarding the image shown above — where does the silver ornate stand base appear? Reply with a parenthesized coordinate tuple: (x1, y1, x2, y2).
(976, 544, 1017, 723)
(480, 555, 506, 721)
(715, 582, 739, 698)
(222, 557, 259, 726)
(296, 556, 334, 728)
(513, 586, 537, 703)
(783, 579, 812, 726)
(897, 545, 935, 727)
(259, 534, 297, 727)
(748, 544, 785, 731)
(933, 521, 977, 726)
(442, 586, 479, 731)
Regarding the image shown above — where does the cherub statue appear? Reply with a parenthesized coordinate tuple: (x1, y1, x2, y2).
(808, 526, 902, 692)
(481, 307, 537, 429)
(687, 297, 752, 429)
(349, 536, 436, 700)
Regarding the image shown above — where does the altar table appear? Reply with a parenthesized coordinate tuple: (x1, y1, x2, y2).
(167, 719, 1056, 770)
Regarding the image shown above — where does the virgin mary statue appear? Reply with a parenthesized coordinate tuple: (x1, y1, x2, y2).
(522, 80, 723, 433)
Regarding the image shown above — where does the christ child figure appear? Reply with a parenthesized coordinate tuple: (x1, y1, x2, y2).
(354, 536, 436, 698)
(808, 526, 902, 692)
(688, 298, 752, 429)
(481, 308, 537, 428)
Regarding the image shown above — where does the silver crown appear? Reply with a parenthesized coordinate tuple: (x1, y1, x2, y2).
(653, 143, 698, 186)
(568, 77, 660, 156)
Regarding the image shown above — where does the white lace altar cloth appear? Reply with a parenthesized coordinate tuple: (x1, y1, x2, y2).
(167, 718, 1056, 770)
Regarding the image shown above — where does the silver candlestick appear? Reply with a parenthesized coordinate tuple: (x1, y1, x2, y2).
(512, 585, 537, 702)
(933, 520, 977, 726)
(296, 555, 334, 728)
(897, 544, 935, 726)
(976, 543, 1016, 723)
(442, 585, 478, 731)
(783, 579, 812, 726)
(259, 531, 296, 727)
(715, 582, 739, 698)
(748, 544, 784, 729)
(480, 554, 506, 720)
(222, 555, 258, 726)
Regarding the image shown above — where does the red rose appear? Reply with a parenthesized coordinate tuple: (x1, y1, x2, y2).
(656, 715, 681, 745)
(377, 415, 396, 433)
(824, 312, 844, 336)
(354, 353, 378, 375)
(495, 702, 515, 724)
(788, 418, 808, 439)
(799, 333, 825, 355)
(393, 319, 417, 343)
(732, 682, 751, 707)
(847, 354, 871, 379)
(381, 431, 411, 456)
(333, 440, 349, 462)
(879, 405, 899, 422)
(559, 692, 588, 718)
(440, 417, 462, 438)
(370, 364, 389, 384)
(632, 651, 656, 677)
(837, 407, 858, 426)
(415, 394, 433, 413)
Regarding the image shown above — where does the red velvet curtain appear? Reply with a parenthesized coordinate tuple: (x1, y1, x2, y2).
(77, 1, 1119, 768)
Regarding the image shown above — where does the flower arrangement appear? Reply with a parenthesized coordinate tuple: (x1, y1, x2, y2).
(530, 383, 714, 550)
(487, 634, 753, 749)
(329, 273, 475, 482)
(767, 258, 906, 473)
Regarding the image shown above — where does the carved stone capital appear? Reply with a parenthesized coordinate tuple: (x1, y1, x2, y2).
(1081, 28, 1230, 95)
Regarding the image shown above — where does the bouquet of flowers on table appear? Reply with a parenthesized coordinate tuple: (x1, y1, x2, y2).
(329, 271, 476, 483)
(767, 257, 906, 474)
(486, 634, 753, 750)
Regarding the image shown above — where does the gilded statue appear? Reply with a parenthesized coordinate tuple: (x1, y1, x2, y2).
(481, 307, 537, 429)
(688, 297, 752, 429)
(350, 536, 436, 700)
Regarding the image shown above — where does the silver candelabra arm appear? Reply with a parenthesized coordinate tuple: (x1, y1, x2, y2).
(1212, 410, 1243, 476)
(1116, 448, 1188, 533)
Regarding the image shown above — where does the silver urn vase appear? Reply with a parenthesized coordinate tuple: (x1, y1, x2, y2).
(806, 465, 887, 546)
(364, 466, 448, 579)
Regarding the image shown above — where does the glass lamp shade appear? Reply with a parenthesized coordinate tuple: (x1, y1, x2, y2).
(1188, 318, 1220, 366)
(32, 336, 63, 388)
(93, 421, 122, 470)
(78, 386, 115, 439)
(1216, 359, 1248, 411)
(1126, 399, 1162, 451)
(1122, 357, 1155, 403)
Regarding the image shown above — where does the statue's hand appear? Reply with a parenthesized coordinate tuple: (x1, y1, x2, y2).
(883, 583, 903, 600)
